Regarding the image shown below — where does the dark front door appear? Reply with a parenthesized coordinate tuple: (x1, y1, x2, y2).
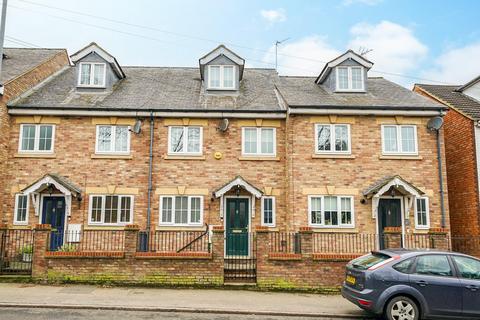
(225, 198, 249, 256)
(378, 198, 402, 249)
(41, 196, 66, 250)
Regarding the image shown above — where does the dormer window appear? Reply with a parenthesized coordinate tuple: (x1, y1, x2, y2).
(208, 65, 235, 90)
(78, 62, 106, 87)
(336, 66, 364, 92)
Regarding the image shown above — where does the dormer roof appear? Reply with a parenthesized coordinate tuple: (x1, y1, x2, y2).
(70, 42, 125, 79)
(198, 44, 245, 80)
(315, 50, 373, 84)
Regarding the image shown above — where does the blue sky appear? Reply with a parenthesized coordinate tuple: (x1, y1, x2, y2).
(4, 0, 480, 88)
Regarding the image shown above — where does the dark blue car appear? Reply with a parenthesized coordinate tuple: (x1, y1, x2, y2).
(341, 249, 480, 320)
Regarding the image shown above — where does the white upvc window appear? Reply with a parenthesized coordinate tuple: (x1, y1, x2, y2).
(415, 197, 430, 229)
(19, 124, 55, 153)
(78, 62, 106, 87)
(315, 124, 351, 154)
(381, 125, 418, 155)
(88, 195, 134, 225)
(14, 194, 29, 225)
(261, 196, 276, 227)
(336, 66, 364, 91)
(242, 127, 276, 156)
(208, 65, 235, 89)
(159, 196, 203, 226)
(95, 125, 131, 154)
(168, 126, 203, 155)
(308, 195, 354, 228)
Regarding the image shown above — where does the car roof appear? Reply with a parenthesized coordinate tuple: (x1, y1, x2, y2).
(378, 248, 479, 260)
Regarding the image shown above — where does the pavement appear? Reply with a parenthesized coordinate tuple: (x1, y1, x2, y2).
(0, 283, 374, 318)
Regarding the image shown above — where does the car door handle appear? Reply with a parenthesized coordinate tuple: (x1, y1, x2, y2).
(466, 285, 479, 292)
(416, 280, 428, 287)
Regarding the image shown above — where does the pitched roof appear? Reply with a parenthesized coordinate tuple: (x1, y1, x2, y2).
(457, 75, 480, 92)
(316, 50, 374, 84)
(10, 66, 283, 112)
(278, 76, 444, 110)
(70, 42, 125, 79)
(415, 83, 480, 119)
(1, 48, 65, 83)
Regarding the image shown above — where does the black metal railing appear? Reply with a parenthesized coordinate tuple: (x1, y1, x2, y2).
(269, 232, 302, 254)
(224, 232, 257, 283)
(313, 233, 377, 254)
(137, 230, 210, 253)
(48, 230, 125, 252)
(0, 229, 34, 275)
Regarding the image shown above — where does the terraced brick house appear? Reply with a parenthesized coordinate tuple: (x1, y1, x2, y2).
(3, 42, 448, 266)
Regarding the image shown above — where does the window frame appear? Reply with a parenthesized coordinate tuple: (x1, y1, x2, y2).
(381, 125, 418, 155)
(88, 194, 134, 226)
(159, 195, 204, 227)
(241, 127, 277, 157)
(335, 66, 365, 92)
(308, 195, 355, 228)
(207, 65, 236, 90)
(314, 123, 351, 154)
(414, 197, 430, 229)
(77, 62, 107, 88)
(261, 196, 276, 227)
(95, 125, 131, 155)
(167, 126, 203, 156)
(13, 194, 29, 225)
(18, 124, 55, 153)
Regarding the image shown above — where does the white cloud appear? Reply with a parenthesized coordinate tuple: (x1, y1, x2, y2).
(342, 0, 383, 6)
(421, 42, 480, 85)
(260, 8, 287, 24)
(262, 36, 340, 76)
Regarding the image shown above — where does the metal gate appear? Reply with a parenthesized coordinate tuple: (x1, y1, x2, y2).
(224, 232, 256, 284)
(0, 229, 34, 275)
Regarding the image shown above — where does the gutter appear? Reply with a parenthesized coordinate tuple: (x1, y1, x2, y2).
(146, 111, 154, 240)
(288, 108, 445, 117)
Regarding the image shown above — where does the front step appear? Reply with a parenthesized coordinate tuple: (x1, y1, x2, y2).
(224, 258, 257, 284)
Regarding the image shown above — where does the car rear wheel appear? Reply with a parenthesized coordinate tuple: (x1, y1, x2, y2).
(385, 296, 419, 320)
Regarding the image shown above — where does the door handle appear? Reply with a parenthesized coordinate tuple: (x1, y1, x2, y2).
(416, 280, 428, 287)
(466, 285, 479, 292)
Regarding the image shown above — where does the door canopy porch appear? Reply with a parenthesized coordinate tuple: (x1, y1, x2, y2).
(21, 174, 82, 217)
(363, 175, 425, 218)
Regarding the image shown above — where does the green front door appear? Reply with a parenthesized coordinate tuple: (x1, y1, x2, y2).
(225, 198, 249, 256)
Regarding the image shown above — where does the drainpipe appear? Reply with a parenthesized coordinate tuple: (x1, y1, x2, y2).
(146, 111, 154, 242)
(436, 128, 446, 228)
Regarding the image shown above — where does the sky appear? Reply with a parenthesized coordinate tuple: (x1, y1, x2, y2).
(3, 0, 480, 88)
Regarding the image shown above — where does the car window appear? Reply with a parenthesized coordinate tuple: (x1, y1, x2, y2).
(452, 256, 480, 280)
(350, 253, 391, 270)
(414, 255, 452, 277)
(393, 258, 414, 274)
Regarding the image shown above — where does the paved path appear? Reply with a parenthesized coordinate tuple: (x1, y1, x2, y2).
(0, 283, 372, 318)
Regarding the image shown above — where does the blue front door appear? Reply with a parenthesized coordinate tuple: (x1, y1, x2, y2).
(41, 196, 66, 250)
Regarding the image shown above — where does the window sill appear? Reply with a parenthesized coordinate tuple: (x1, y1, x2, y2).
(15, 153, 56, 158)
(238, 156, 280, 161)
(164, 155, 206, 160)
(11, 225, 31, 229)
(77, 85, 106, 89)
(156, 226, 207, 232)
(379, 155, 423, 160)
(91, 154, 133, 160)
(311, 154, 355, 159)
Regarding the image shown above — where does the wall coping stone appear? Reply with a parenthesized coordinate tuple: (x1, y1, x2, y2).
(313, 253, 362, 261)
(135, 252, 212, 259)
(268, 253, 302, 261)
(45, 251, 124, 258)
(34, 224, 52, 231)
(299, 226, 313, 233)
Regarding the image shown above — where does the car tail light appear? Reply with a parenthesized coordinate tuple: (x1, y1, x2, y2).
(368, 255, 400, 271)
(357, 299, 372, 307)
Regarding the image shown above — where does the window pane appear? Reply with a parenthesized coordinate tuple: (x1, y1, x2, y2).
(80, 64, 91, 85)
(341, 197, 352, 225)
(120, 196, 131, 223)
(93, 64, 105, 86)
(38, 125, 53, 151)
(317, 125, 331, 151)
(174, 196, 188, 224)
(351, 68, 363, 90)
(384, 126, 398, 152)
(260, 128, 274, 154)
(337, 67, 349, 90)
(401, 126, 416, 153)
(453, 256, 480, 280)
(335, 125, 349, 152)
(114, 126, 129, 152)
(187, 127, 201, 153)
(98, 126, 112, 152)
(190, 197, 201, 223)
(416, 198, 427, 226)
(324, 196, 338, 226)
(310, 197, 322, 225)
(104, 196, 118, 224)
(161, 197, 173, 223)
(244, 128, 257, 154)
(223, 66, 234, 88)
(263, 198, 273, 225)
(170, 127, 184, 153)
(415, 255, 452, 277)
(91, 196, 103, 223)
(16, 195, 28, 223)
(209, 66, 220, 88)
(21, 125, 36, 151)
